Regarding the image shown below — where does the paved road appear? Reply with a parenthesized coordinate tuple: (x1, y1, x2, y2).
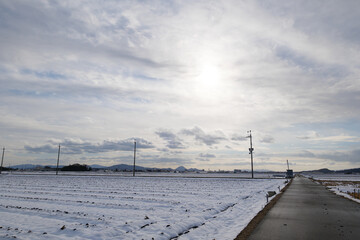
(248, 176, 360, 240)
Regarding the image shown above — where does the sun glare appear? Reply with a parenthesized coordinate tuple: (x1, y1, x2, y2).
(195, 62, 223, 101)
(198, 64, 220, 88)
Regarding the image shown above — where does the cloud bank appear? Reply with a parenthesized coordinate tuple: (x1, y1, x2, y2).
(1, 0, 360, 170)
(25, 138, 154, 154)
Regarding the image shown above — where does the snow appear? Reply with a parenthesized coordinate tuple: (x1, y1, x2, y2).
(0, 173, 287, 240)
(303, 173, 360, 182)
(302, 173, 360, 204)
(330, 185, 360, 204)
(2, 171, 278, 179)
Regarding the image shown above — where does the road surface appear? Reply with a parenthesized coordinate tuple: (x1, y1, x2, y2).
(248, 176, 360, 240)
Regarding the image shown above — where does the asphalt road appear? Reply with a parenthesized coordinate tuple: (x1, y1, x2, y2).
(248, 176, 360, 240)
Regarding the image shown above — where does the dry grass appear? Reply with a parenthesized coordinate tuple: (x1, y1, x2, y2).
(315, 180, 360, 200)
(347, 191, 360, 200)
(316, 180, 360, 187)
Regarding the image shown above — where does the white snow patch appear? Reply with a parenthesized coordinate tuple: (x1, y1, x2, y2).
(303, 174, 360, 204)
(0, 174, 287, 240)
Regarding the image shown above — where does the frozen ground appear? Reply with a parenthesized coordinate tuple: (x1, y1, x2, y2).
(0, 173, 287, 240)
(303, 173, 360, 181)
(303, 173, 360, 204)
(4, 171, 279, 179)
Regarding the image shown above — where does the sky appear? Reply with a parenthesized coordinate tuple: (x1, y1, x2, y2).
(1, 0, 360, 171)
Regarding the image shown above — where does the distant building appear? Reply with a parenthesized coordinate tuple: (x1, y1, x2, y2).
(234, 169, 242, 173)
(286, 169, 294, 178)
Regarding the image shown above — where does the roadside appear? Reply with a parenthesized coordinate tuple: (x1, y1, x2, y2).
(246, 176, 360, 240)
(234, 178, 293, 240)
(310, 178, 360, 204)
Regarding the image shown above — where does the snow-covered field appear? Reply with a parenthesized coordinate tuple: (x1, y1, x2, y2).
(0, 174, 287, 240)
(304, 173, 360, 182)
(4, 171, 279, 179)
(303, 174, 360, 204)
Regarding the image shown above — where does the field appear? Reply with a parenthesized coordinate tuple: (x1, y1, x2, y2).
(304, 173, 360, 204)
(0, 174, 287, 240)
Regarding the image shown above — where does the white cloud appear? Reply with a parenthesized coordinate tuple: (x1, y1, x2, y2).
(25, 138, 154, 154)
(260, 136, 275, 143)
(155, 129, 186, 149)
(1, 0, 360, 170)
(181, 127, 227, 146)
(297, 131, 320, 140)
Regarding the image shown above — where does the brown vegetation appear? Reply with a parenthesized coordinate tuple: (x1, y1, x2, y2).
(316, 180, 360, 187)
(315, 180, 360, 200)
(347, 191, 360, 200)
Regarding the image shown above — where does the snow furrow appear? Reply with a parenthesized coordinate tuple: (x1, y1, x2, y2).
(0, 174, 287, 240)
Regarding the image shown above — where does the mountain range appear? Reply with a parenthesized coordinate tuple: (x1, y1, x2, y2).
(7, 164, 360, 174)
(301, 168, 360, 174)
(9, 164, 201, 172)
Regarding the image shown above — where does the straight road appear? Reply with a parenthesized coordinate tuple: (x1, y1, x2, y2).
(248, 176, 360, 240)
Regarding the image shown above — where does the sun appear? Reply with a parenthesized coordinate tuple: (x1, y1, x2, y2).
(198, 64, 220, 89)
(195, 62, 222, 101)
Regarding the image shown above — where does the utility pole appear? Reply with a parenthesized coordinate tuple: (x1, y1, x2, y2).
(56, 144, 61, 175)
(0, 147, 5, 174)
(287, 159, 290, 170)
(133, 139, 136, 177)
(247, 130, 254, 179)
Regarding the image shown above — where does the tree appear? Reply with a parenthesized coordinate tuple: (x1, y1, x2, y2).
(61, 163, 92, 171)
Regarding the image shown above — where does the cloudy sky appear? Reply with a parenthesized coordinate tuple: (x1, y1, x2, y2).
(1, 0, 360, 171)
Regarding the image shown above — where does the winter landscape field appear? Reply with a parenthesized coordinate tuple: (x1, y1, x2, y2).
(303, 173, 360, 204)
(0, 173, 287, 240)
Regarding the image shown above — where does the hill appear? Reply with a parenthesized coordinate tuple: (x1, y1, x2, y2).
(10, 163, 202, 172)
(107, 164, 147, 171)
(301, 168, 360, 174)
(336, 168, 360, 174)
(11, 164, 63, 169)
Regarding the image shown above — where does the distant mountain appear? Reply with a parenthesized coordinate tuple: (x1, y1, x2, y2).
(43, 165, 64, 169)
(175, 166, 187, 172)
(301, 168, 360, 174)
(9, 163, 203, 173)
(310, 168, 335, 174)
(89, 164, 107, 169)
(11, 164, 43, 169)
(336, 168, 360, 174)
(11, 164, 63, 169)
(107, 164, 147, 171)
(11, 164, 37, 169)
(106, 164, 201, 172)
(187, 168, 203, 172)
